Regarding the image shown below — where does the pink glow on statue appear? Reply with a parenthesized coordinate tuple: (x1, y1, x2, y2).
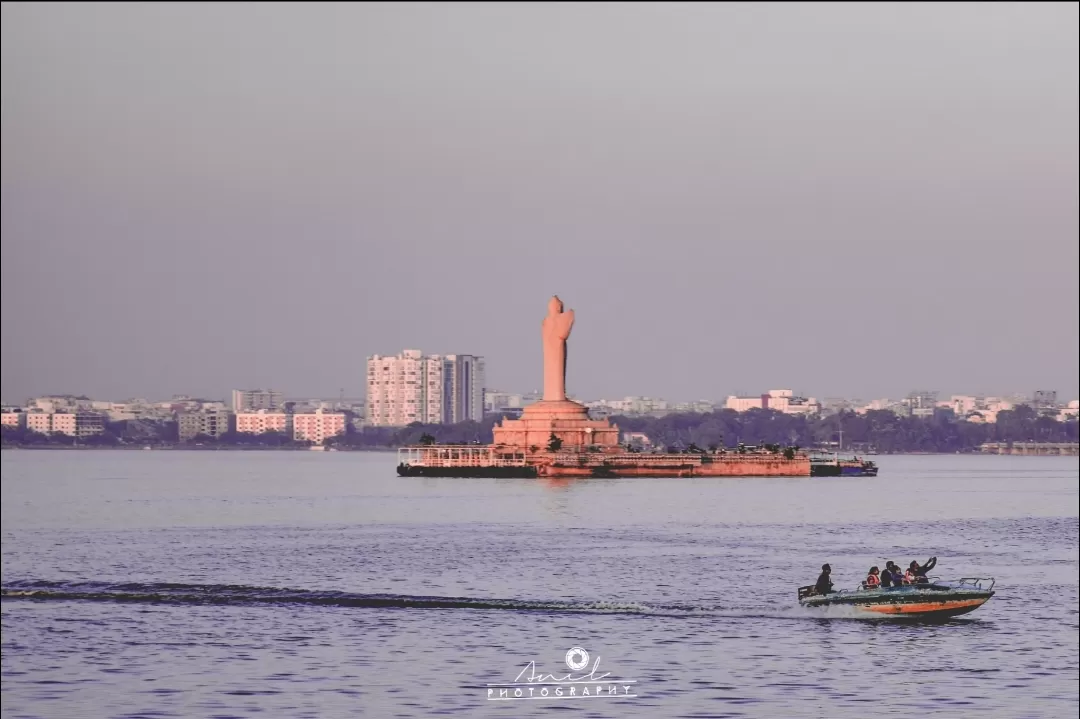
(541, 296, 575, 402)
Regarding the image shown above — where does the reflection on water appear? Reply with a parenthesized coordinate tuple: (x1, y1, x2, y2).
(1, 450, 1077, 718)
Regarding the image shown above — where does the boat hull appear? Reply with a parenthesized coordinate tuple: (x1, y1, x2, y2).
(856, 596, 989, 618)
(799, 583, 994, 619)
(810, 462, 878, 477)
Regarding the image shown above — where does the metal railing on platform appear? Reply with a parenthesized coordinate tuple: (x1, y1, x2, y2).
(397, 446, 528, 467)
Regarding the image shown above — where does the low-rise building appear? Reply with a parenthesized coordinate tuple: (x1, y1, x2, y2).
(20, 410, 104, 436)
(1061, 400, 1079, 422)
(904, 391, 939, 417)
(725, 390, 820, 415)
(944, 395, 980, 417)
(1, 409, 25, 428)
(854, 399, 894, 414)
(672, 400, 716, 414)
(27, 396, 78, 413)
(973, 397, 1015, 424)
(586, 396, 670, 416)
(293, 409, 346, 444)
(26, 411, 52, 434)
(51, 412, 105, 437)
(484, 390, 539, 415)
(1032, 390, 1058, 415)
(585, 404, 615, 420)
(725, 395, 768, 412)
(235, 410, 290, 435)
(178, 410, 233, 441)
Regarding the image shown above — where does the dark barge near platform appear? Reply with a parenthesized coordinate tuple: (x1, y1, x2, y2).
(810, 453, 879, 477)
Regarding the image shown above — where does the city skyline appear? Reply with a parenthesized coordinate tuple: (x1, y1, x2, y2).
(2, 383, 1075, 416)
(3, 3, 1078, 402)
(0, 373, 1077, 413)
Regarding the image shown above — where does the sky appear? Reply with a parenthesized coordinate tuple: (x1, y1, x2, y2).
(2, 2, 1078, 404)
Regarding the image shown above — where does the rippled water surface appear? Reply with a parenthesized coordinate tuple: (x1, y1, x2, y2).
(2, 450, 1078, 718)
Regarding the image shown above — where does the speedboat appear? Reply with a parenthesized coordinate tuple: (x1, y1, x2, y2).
(798, 578, 995, 619)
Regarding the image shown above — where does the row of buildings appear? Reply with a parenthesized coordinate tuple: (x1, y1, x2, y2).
(831, 390, 1078, 424)
(489, 388, 1078, 424)
(0, 392, 353, 444)
(178, 406, 347, 444)
(3, 385, 1076, 440)
(1, 409, 106, 437)
(723, 389, 822, 415)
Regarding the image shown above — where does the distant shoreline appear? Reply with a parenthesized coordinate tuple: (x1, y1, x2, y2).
(0, 444, 394, 453)
(2, 445, 1075, 457)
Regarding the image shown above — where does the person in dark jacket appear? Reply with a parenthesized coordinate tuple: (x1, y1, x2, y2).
(814, 563, 834, 595)
(909, 557, 937, 583)
(880, 561, 899, 587)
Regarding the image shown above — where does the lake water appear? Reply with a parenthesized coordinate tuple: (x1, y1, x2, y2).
(2, 450, 1078, 718)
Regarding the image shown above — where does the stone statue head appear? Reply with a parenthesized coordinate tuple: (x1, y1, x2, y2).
(548, 296, 564, 315)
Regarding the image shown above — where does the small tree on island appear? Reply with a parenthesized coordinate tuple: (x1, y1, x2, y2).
(546, 433, 563, 452)
(419, 433, 436, 446)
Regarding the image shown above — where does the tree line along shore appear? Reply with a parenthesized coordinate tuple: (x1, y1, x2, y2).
(2, 405, 1076, 454)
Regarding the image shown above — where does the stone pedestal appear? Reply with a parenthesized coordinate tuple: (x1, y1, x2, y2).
(492, 400, 619, 450)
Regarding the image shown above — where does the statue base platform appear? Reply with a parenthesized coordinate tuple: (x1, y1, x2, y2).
(492, 400, 620, 450)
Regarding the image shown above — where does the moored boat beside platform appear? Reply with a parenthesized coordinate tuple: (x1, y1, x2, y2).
(810, 453, 879, 477)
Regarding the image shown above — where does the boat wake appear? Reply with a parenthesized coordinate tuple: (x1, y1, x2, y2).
(0, 579, 703, 615)
(0, 580, 926, 622)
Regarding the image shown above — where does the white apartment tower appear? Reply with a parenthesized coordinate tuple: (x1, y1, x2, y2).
(366, 350, 486, 427)
(366, 350, 445, 427)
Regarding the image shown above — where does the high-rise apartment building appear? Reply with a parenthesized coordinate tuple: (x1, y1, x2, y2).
(366, 350, 486, 426)
(231, 389, 283, 412)
(442, 354, 486, 423)
(366, 350, 445, 426)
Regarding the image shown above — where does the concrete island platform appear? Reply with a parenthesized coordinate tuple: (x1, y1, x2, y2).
(396, 444, 811, 478)
(396, 297, 811, 479)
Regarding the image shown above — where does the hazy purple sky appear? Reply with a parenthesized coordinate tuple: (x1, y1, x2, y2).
(2, 2, 1077, 404)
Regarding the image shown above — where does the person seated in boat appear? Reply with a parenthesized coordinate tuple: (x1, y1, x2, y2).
(880, 561, 900, 587)
(814, 563, 834, 595)
(864, 566, 881, 589)
(903, 565, 917, 584)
